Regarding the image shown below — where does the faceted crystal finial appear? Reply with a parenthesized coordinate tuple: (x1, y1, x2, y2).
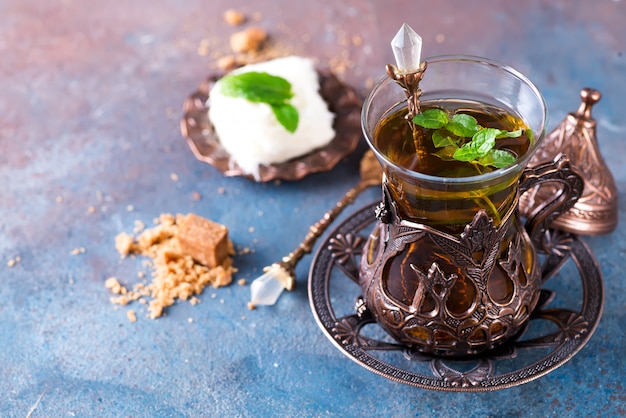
(391, 23, 423, 74)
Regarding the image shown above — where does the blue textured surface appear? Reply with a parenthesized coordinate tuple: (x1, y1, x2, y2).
(1, 0, 625, 416)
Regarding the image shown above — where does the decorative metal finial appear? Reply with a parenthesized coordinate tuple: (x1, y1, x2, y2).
(386, 23, 427, 119)
(520, 88, 618, 235)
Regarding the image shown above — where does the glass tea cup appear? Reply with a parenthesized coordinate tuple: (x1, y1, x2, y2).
(359, 55, 583, 357)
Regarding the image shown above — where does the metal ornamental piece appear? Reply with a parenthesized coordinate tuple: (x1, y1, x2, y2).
(519, 88, 618, 234)
(386, 61, 427, 119)
(356, 155, 582, 357)
(359, 183, 540, 356)
(308, 202, 603, 392)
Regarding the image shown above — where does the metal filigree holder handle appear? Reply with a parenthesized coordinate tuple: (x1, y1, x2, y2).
(520, 154, 585, 254)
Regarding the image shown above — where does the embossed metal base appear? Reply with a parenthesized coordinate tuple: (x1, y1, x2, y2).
(308, 202, 603, 392)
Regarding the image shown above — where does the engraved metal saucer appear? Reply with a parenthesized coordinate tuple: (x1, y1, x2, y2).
(180, 70, 362, 182)
(308, 202, 603, 392)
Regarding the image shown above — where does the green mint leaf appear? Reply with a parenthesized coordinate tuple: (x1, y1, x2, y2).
(433, 146, 458, 161)
(219, 71, 300, 133)
(219, 71, 294, 104)
(453, 144, 479, 162)
(446, 114, 480, 137)
(495, 128, 523, 139)
(471, 128, 498, 156)
(432, 129, 458, 148)
(271, 103, 299, 133)
(478, 149, 516, 168)
(527, 128, 535, 147)
(412, 108, 449, 129)
(415, 109, 526, 169)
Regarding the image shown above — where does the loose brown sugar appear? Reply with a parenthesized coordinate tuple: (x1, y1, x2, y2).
(107, 213, 236, 319)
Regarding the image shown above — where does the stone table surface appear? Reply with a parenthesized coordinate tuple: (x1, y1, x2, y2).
(1, 0, 625, 416)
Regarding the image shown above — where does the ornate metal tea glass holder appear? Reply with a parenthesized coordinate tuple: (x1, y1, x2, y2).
(358, 156, 583, 357)
(356, 55, 585, 357)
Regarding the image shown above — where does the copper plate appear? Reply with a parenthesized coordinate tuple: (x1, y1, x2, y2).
(309, 202, 603, 392)
(180, 70, 362, 182)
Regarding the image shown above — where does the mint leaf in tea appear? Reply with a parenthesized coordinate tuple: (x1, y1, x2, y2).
(375, 100, 532, 177)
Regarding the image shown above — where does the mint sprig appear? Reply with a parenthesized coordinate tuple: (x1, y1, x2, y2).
(219, 71, 299, 133)
(412, 108, 523, 169)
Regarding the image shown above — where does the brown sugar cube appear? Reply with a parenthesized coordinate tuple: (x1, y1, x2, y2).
(176, 214, 229, 268)
(230, 27, 267, 53)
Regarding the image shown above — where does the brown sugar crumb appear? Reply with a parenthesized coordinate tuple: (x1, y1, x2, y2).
(247, 301, 256, 310)
(197, 38, 211, 56)
(191, 191, 202, 201)
(223, 9, 246, 26)
(127, 310, 137, 323)
(133, 220, 146, 234)
(230, 27, 267, 54)
(105, 277, 125, 294)
(237, 278, 247, 286)
(238, 247, 252, 255)
(111, 295, 130, 305)
(107, 213, 236, 319)
(216, 55, 239, 72)
(115, 233, 135, 257)
(70, 247, 86, 255)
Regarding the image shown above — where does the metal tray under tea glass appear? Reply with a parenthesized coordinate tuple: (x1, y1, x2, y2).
(308, 202, 603, 392)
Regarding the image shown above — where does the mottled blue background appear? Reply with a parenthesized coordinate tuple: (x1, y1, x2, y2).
(1, 0, 624, 416)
